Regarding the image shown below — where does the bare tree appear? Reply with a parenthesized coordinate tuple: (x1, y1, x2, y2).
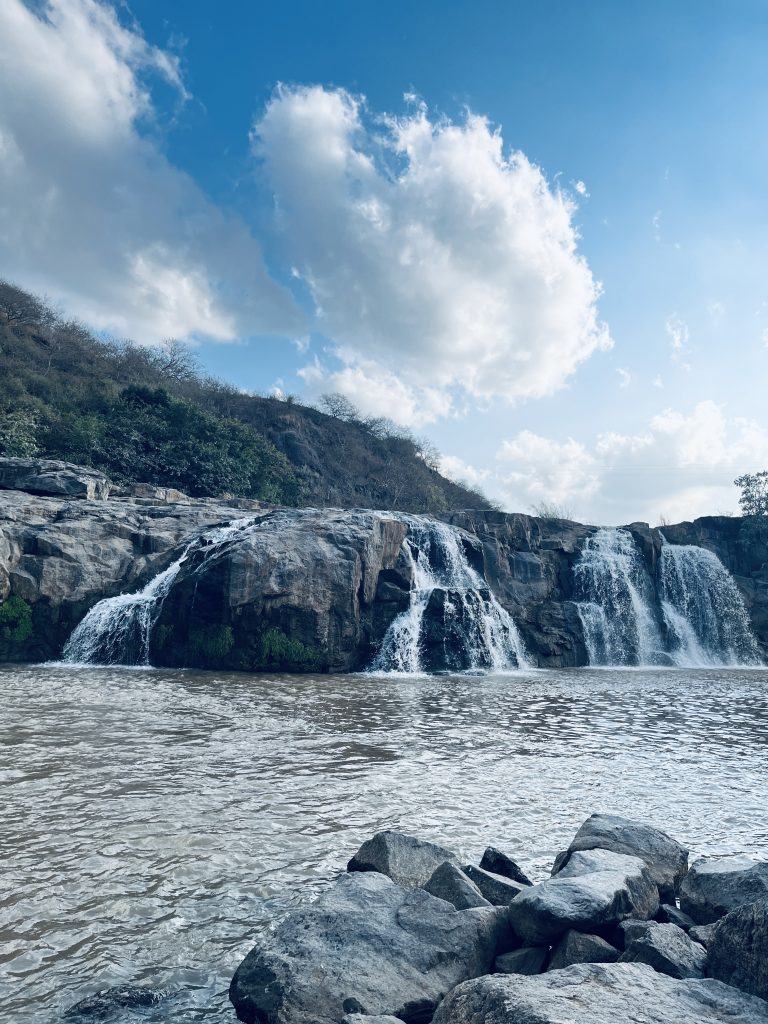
(319, 392, 361, 422)
(0, 280, 57, 330)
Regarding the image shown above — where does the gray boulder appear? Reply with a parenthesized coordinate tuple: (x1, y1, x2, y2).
(619, 921, 706, 979)
(509, 849, 659, 945)
(547, 930, 618, 970)
(707, 899, 768, 1000)
(64, 985, 167, 1018)
(555, 813, 688, 900)
(430, 962, 768, 1024)
(423, 862, 490, 910)
(0, 457, 110, 500)
(494, 947, 548, 976)
(229, 872, 508, 1024)
(463, 865, 527, 906)
(348, 831, 461, 889)
(689, 922, 717, 947)
(479, 847, 533, 886)
(679, 855, 768, 924)
(657, 903, 695, 930)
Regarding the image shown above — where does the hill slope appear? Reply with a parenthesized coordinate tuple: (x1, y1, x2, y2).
(0, 280, 491, 513)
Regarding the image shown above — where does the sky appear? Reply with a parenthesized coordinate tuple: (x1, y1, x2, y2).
(2, 0, 768, 525)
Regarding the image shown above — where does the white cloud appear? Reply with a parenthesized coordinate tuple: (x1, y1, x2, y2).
(0, 0, 302, 342)
(653, 375, 664, 389)
(616, 367, 631, 388)
(439, 454, 490, 486)
(493, 401, 768, 524)
(254, 85, 611, 411)
(665, 314, 690, 367)
(574, 179, 589, 197)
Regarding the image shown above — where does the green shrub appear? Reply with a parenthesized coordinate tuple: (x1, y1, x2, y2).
(188, 624, 234, 664)
(0, 596, 33, 654)
(259, 627, 321, 669)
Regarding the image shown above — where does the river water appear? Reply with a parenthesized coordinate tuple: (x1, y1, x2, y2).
(2, 663, 767, 1022)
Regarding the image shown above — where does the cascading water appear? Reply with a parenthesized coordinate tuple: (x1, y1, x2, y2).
(574, 528, 665, 666)
(62, 519, 254, 666)
(371, 517, 529, 673)
(659, 538, 761, 666)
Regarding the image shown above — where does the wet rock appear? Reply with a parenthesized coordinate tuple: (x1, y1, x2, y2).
(462, 865, 527, 906)
(342, 1017, 405, 1024)
(679, 855, 768, 924)
(509, 849, 659, 945)
(656, 903, 695, 930)
(64, 985, 167, 1018)
(0, 457, 111, 500)
(423, 862, 490, 910)
(706, 899, 768, 1000)
(555, 813, 689, 901)
(430, 962, 768, 1024)
(479, 847, 533, 886)
(547, 930, 618, 970)
(619, 921, 706, 979)
(689, 922, 717, 947)
(348, 831, 461, 889)
(494, 947, 548, 975)
(229, 872, 506, 1024)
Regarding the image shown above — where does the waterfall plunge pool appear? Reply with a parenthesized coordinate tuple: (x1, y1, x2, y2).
(2, 662, 768, 1022)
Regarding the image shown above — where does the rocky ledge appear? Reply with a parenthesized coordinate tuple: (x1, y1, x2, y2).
(228, 814, 768, 1024)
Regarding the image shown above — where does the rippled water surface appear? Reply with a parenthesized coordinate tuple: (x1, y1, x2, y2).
(2, 664, 768, 1021)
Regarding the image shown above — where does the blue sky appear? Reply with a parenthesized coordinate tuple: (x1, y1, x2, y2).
(2, 0, 767, 523)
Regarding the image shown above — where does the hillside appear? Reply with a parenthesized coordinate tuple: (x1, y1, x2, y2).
(0, 280, 491, 513)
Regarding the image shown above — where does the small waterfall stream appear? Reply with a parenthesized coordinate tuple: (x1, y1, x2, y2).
(574, 527, 761, 667)
(659, 538, 761, 666)
(62, 519, 254, 665)
(371, 517, 529, 673)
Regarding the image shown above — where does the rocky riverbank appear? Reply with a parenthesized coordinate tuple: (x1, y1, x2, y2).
(228, 814, 768, 1024)
(1, 456, 768, 669)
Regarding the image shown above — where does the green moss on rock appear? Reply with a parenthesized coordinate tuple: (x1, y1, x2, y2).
(0, 596, 33, 656)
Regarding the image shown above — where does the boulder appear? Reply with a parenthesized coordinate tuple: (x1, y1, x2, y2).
(656, 903, 695, 930)
(619, 921, 706, 979)
(348, 831, 461, 889)
(494, 947, 548, 976)
(479, 847, 533, 886)
(706, 899, 768, 1000)
(462, 865, 527, 906)
(430, 962, 768, 1024)
(0, 457, 110, 500)
(555, 813, 689, 901)
(679, 855, 768, 924)
(689, 922, 717, 947)
(547, 930, 618, 970)
(64, 985, 167, 1018)
(129, 483, 189, 503)
(342, 1018, 404, 1024)
(508, 849, 659, 945)
(423, 862, 490, 910)
(229, 872, 508, 1024)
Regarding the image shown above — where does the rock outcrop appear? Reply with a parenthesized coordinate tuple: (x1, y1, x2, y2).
(0, 457, 110, 500)
(430, 963, 768, 1024)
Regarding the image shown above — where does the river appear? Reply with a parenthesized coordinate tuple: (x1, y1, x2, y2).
(2, 663, 767, 1021)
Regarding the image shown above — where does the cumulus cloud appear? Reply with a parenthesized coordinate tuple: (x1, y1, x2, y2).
(254, 85, 610, 412)
(439, 454, 490, 487)
(494, 401, 768, 524)
(0, 0, 302, 342)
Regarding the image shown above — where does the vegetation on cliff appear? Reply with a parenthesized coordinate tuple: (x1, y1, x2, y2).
(0, 279, 492, 512)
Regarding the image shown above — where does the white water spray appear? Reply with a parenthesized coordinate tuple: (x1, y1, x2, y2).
(371, 517, 529, 673)
(62, 519, 254, 666)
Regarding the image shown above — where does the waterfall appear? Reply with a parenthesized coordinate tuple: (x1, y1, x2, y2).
(574, 528, 664, 666)
(371, 517, 529, 674)
(62, 519, 254, 666)
(659, 539, 761, 666)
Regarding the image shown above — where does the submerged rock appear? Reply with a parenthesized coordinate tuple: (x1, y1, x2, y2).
(463, 865, 527, 906)
(423, 862, 490, 910)
(706, 899, 768, 1000)
(64, 985, 167, 1018)
(679, 855, 768, 924)
(554, 813, 689, 901)
(619, 921, 706, 979)
(509, 849, 659, 945)
(430, 962, 768, 1024)
(229, 872, 508, 1024)
(479, 847, 533, 886)
(547, 930, 618, 971)
(347, 831, 461, 889)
